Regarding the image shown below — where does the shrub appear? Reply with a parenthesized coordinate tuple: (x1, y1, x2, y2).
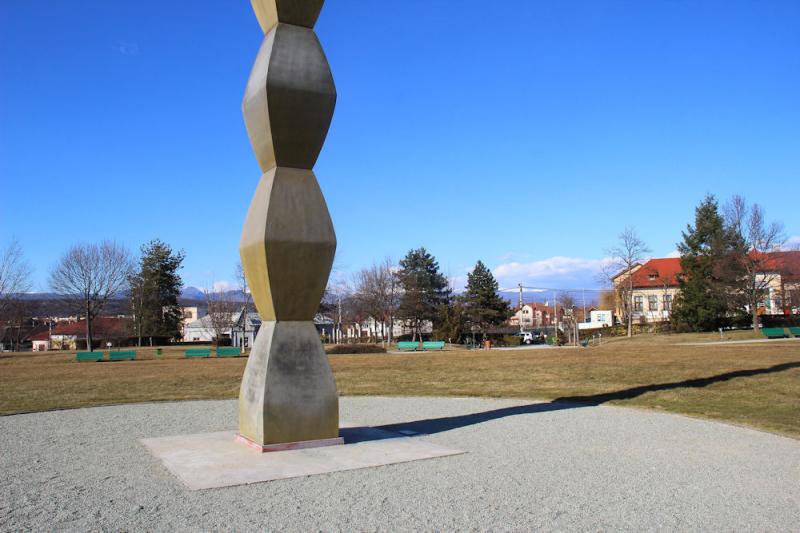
(326, 344, 387, 355)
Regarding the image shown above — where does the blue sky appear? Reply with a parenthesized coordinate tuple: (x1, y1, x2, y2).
(1, 0, 798, 295)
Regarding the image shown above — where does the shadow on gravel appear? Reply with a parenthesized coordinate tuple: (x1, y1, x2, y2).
(373, 361, 800, 437)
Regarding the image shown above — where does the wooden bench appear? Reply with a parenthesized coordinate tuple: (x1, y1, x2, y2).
(109, 350, 136, 361)
(396, 341, 419, 352)
(761, 327, 787, 339)
(76, 351, 102, 362)
(216, 347, 241, 357)
(788, 327, 800, 338)
(185, 348, 211, 358)
(422, 341, 445, 351)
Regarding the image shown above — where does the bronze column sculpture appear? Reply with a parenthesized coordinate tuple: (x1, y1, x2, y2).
(237, 0, 340, 450)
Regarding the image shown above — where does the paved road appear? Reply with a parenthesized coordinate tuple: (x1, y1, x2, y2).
(1, 397, 798, 531)
(387, 344, 554, 354)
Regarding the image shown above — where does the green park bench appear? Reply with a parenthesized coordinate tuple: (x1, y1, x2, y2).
(185, 348, 211, 358)
(788, 327, 800, 338)
(109, 350, 136, 361)
(76, 351, 103, 362)
(761, 327, 787, 339)
(216, 347, 241, 357)
(422, 341, 445, 351)
(396, 341, 419, 352)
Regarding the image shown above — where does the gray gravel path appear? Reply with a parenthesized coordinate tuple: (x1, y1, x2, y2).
(1, 397, 798, 532)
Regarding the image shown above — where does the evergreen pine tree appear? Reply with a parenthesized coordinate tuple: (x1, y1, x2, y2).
(672, 195, 744, 331)
(130, 240, 185, 342)
(435, 294, 467, 343)
(463, 260, 510, 333)
(396, 247, 449, 340)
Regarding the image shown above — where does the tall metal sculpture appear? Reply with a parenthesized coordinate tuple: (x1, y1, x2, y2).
(237, 0, 340, 450)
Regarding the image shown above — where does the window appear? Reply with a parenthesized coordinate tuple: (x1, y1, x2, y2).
(634, 295, 643, 312)
(648, 274, 657, 280)
(663, 294, 672, 311)
(648, 295, 658, 311)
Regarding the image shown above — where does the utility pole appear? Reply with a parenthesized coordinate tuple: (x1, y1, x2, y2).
(582, 288, 586, 324)
(337, 293, 342, 344)
(518, 283, 524, 333)
(553, 291, 558, 338)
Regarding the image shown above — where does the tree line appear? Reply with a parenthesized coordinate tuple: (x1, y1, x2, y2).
(323, 248, 510, 343)
(0, 239, 187, 351)
(2, 192, 793, 349)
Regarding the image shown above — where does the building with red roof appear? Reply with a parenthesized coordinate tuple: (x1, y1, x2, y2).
(612, 251, 800, 323)
(30, 317, 132, 351)
(509, 303, 557, 329)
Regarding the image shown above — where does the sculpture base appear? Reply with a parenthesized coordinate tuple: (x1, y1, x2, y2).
(235, 432, 344, 453)
(140, 426, 465, 490)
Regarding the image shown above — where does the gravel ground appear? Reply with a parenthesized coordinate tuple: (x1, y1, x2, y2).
(1, 397, 798, 532)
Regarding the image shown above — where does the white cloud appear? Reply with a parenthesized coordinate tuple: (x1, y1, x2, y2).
(448, 274, 468, 293)
(492, 255, 615, 291)
(783, 235, 800, 250)
(666, 249, 681, 258)
(212, 280, 235, 292)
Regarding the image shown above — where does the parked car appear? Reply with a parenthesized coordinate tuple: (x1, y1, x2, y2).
(514, 331, 545, 345)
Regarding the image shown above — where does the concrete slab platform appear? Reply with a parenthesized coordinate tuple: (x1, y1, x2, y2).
(140, 424, 465, 490)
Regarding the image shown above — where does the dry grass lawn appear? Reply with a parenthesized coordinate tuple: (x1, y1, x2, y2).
(1, 333, 798, 438)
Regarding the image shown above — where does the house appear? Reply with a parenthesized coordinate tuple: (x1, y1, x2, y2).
(314, 314, 335, 341)
(30, 317, 133, 351)
(612, 251, 800, 322)
(183, 309, 258, 345)
(230, 311, 262, 349)
(182, 315, 221, 343)
(612, 258, 682, 322)
(508, 303, 556, 329)
(755, 251, 800, 314)
(2, 321, 50, 352)
(179, 306, 206, 340)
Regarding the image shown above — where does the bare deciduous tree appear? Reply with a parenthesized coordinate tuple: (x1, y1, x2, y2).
(606, 227, 650, 337)
(234, 261, 253, 348)
(203, 286, 237, 344)
(0, 239, 32, 316)
(352, 258, 399, 344)
(49, 241, 133, 351)
(598, 290, 616, 315)
(724, 195, 785, 328)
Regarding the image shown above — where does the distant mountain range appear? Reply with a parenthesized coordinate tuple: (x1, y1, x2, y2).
(180, 286, 248, 302)
(179, 286, 206, 300)
(12, 286, 247, 305)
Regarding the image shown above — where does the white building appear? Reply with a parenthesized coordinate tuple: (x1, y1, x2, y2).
(182, 315, 219, 343)
(578, 310, 614, 330)
(230, 311, 262, 349)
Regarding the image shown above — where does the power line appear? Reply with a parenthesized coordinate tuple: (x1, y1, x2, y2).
(498, 285, 607, 293)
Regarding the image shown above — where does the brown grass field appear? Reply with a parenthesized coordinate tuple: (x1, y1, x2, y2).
(1, 332, 798, 438)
